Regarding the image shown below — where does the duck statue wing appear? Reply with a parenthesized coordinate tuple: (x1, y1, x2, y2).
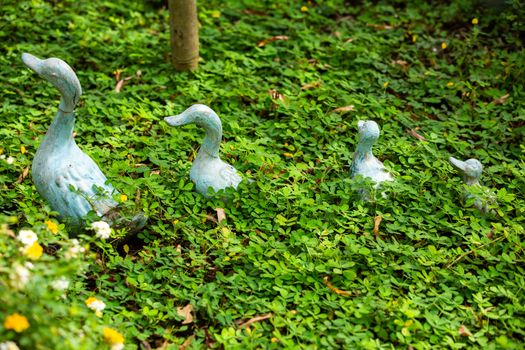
(53, 152, 118, 217)
(219, 164, 242, 189)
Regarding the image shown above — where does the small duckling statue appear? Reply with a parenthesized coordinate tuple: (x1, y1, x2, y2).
(22, 53, 146, 230)
(449, 157, 495, 213)
(351, 120, 393, 193)
(164, 104, 241, 196)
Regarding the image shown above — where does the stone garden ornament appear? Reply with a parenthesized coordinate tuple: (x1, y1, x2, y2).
(164, 104, 241, 196)
(22, 53, 146, 229)
(351, 120, 393, 198)
(449, 157, 495, 213)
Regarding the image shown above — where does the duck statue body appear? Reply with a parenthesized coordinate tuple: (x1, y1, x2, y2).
(22, 53, 144, 229)
(449, 157, 494, 213)
(351, 120, 393, 186)
(165, 104, 241, 196)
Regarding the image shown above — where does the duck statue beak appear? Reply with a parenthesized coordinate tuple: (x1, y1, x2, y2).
(164, 114, 189, 126)
(449, 157, 466, 171)
(22, 53, 44, 75)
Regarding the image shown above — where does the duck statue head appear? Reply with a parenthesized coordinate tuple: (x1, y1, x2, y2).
(165, 104, 241, 196)
(449, 157, 483, 186)
(22, 53, 81, 113)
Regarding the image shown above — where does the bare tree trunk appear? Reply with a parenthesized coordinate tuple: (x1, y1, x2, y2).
(168, 0, 199, 71)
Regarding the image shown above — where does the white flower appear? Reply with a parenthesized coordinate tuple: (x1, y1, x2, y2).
(17, 229, 38, 246)
(64, 239, 86, 259)
(6, 156, 14, 165)
(0, 341, 20, 350)
(0, 155, 5, 160)
(91, 221, 112, 239)
(111, 344, 124, 350)
(9, 264, 31, 289)
(51, 277, 70, 291)
(24, 262, 34, 269)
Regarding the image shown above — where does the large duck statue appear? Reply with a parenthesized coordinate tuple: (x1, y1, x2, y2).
(350, 120, 393, 191)
(164, 104, 241, 196)
(22, 53, 145, 230)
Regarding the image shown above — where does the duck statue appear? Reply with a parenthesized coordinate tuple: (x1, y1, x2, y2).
(449, 157, 494, 213)
(164, 104, 241, 196)
(22, 53, 145, 230)
(351, 120, 393, 187)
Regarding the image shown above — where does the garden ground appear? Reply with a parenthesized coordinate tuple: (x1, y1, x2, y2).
(0, 0, 524, 349)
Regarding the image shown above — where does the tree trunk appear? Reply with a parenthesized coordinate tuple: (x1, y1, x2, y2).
(168, 0, 199, 71)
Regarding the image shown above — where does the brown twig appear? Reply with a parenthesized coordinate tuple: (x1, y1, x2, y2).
(237, 313, 273, 328)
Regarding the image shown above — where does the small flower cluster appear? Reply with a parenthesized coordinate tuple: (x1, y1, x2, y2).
(86, 296, 106, 317)
(9, 262, 32, 290)
(3, 313, 30, 333)
(0, 341, 20, 350)
(103, 327, 125, 350)
(64, 238, 86, 259)
(16, 229, 43, 260)
(0, 154, 15, 164)
(90, 221, 112, 239)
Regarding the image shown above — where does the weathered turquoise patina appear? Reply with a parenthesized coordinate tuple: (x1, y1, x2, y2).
(449, 157, 494, 213)
(351, 120, 393, 187)
(22, 53, 145, 229)
(164, 104, 241, 196)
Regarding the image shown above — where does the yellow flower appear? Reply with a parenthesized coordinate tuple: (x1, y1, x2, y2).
(300, 6, 308, 12)
(447, 82, 455, 87)
(283, 152, 293, 157)
(4, 313, 30, 333)
(119, 194, 128, 202)
(24, 242, 43, 260)
(211, 10, 221, 18)
(441, 42, 447, 49)
(45, 220, 59, 234)
(472, 18, 478, 25)
(103, 327, 124, 345)
(383, 82, 389, 88)
(20, 146, 26, 155)
(412, 34, 417, 43)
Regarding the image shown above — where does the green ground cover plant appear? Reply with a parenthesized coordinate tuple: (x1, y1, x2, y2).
(0, 0, 524, 349)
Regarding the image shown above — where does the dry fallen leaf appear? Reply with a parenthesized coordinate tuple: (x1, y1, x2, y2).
(373, 215, 382, 238)
(268, 89, 286, 102)
(216, 208, 226, 223)
(301, 81, 321, 90)
(237, 313, 273, 328)
(179, 335, 194, 350)
(406, 129, 427, 141)
(257, 35, 289, 47)
(323, 276, 352, 296)
(392, 59, 408, 66)
(367, 23, 393, 30)
(345, 37, 354, 43)
(16, 166, 30, 184)
(331, 105, 355, 113)
(177, 304, 193, 324)
(492, 93, 509, 105)
(115, 75, 133, 93)
(458, 325, 472, 337)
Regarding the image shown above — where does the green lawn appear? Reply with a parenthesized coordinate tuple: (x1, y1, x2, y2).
(0, 0, 524, 349)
